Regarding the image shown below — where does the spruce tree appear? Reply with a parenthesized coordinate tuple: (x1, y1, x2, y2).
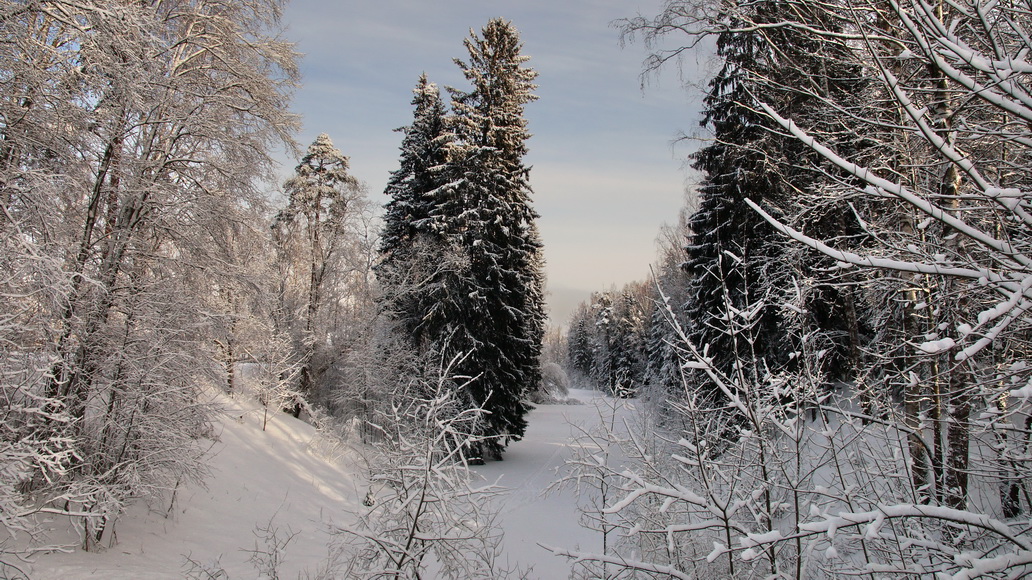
(567, 308, 594, 380)
(642, 220, 692, 416)
(380, 74, 451, 262)
(378, 20, 543, 460)
(442, 18, 544, 459)
(684, 5, 795, 397)
(684, 1, 870, 400)
(377, 74, 456, 349)
(588, 291, 615, 390)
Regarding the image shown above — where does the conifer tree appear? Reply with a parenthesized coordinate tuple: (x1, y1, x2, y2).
(567, 308, 595, 380)
(274, 134, 363, 415)
(378, 75, 456, 348)
(681, 1, 870, 401)
(588, 292, 615, 390)
(684, 4, 796, 398)
(441, 18, 544, 459)
(378, 20, 542, 460)
(642, 219, 692, 415)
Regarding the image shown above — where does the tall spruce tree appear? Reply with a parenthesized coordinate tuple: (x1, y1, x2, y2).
(377, 74, 457, 350)
(378, 20, 543, 460)
(443, 18, 544, 459)
(380, 74, 451, 260)
(684, 4, 796, 398)
(683, 1, 870, 401)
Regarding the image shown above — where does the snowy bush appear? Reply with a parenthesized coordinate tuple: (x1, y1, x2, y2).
(530, 362, 571, 404)
(323, 351, 522, 579)
(0, 369, 77, 541)
(0, 222, 93, 553)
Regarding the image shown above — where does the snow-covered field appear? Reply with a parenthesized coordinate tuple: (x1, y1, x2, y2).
(473, 389, 632, 578)
(27, 389, 629, 579)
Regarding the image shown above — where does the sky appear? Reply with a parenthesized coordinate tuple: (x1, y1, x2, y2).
(279, 1, 712, 324)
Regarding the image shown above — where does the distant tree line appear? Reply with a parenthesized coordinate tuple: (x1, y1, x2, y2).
(565, 210, 692, 408)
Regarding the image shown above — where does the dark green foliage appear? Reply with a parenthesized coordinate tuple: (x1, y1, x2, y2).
(567, 309, 594, 379)
(377, 75, 457, 350)
(564, 286, 652, 398)
(683, 5, 798, 394)
(684, 1, 872, 397)
(378, 20, 544, 460)
(442, 19, 545, 458)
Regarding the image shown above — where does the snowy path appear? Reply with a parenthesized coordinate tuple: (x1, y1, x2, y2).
(474, 389, 635, 579)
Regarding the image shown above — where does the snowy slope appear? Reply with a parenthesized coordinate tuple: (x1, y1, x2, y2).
(28, 389, 623, 579)
(30, 395, 364, 579)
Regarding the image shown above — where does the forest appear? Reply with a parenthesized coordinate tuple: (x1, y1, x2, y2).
(3, 0, 1032, 579)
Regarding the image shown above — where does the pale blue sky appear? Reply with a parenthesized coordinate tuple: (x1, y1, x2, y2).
(280, 1, 711, 323)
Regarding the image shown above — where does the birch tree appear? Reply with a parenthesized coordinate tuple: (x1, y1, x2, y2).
(0, 0, 298, 546)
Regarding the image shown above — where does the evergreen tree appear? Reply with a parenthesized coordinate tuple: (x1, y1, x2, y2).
(608, 285, 649, 397)
(588, 291, 615, 390)
(642, 219, 692, 415)
(377, 74, 456, 349)
(684, 4, 794, 398)
(378, 20, 543, 460)
(441, 18, 544, 459)
(683, 1, 870, 401)
(380, 74, 451, 258)
(566, 307, 594, 380)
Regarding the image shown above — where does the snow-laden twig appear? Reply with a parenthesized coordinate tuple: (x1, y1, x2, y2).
(745, 198, 1032, 361)
(541, 544, 695, 580)
(753, 102, 1031, 271)
(326, 347, 515, 579)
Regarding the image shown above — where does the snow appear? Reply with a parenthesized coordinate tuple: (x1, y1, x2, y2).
(740, 529, 786, 549)
(27, 389, 616, 579)
(917, 337, 956, 354)
(471, 389, 623, 578)
(1012, 382, 1032, 400)
(29, 394, 363, 579)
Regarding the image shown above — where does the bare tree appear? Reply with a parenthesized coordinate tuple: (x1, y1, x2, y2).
(739, 0, 1032, 520)
(0, 0, 299, 547)
(323, 349, 524, 580)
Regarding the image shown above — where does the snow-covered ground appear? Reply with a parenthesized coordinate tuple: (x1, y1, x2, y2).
(473, 389, 633, 578)
(29, 394, 363, 579)
(26, 389, 631, 579)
